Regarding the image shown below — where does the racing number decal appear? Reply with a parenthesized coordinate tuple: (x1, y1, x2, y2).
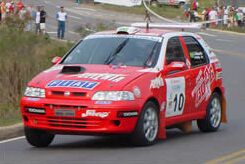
(166, 77, 186, 117)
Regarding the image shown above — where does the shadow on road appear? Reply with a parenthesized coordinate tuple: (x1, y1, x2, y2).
(27, 129, 228, 150)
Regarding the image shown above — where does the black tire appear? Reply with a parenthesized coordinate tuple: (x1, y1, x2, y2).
(131, 101, 159, 146)
(197, 93, 222, 132)
(25, 127, 55, 147)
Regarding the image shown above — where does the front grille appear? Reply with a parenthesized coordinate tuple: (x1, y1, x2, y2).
(33, 116, 102, 129)
(44, 104, 87, 109)
(51, 91, 86, 97)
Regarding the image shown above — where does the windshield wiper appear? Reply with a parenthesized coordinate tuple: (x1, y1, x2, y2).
(143, 42, 160, 68)
(104, 38, 129, 65)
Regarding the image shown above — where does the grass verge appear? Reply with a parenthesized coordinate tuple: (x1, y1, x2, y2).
(0, 17, 74, 127)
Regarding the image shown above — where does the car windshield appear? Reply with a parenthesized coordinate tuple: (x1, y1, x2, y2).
(62, 35, 162, 67)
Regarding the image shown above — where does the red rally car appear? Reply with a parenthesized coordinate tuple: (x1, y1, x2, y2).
(20, 25, 227, 147)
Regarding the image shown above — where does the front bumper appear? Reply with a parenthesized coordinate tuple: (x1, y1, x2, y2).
(20, 97, 142, 135)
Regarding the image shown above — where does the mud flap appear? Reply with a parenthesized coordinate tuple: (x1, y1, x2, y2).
(177, 121, 192, 133)
(157, 110, 166, 139)
(221, 95, 227, 123)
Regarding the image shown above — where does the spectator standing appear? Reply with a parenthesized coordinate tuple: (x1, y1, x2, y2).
(8, 1, 15, 14)
(40, 6, 47, 34)
(0, 1, 2, 21)
(209, 7, 218, 27)
(5, 0, 11, 14)
(76, 0, 81, 4)
(223, 6, 228, 27)
(183, 2, 189, 18)
(26, 5, 34, 31)
(56, 6, 67, 39)
(19, 5, 26, 20)
(189, 10, 196, 22)
(35, 6, 41, 35)
(0, 0, 6, 20)
(191, 0, 197, 11)
(218, 6, 224, 26)
(237, 9, 243, 27)
(16, 0, 24, 13)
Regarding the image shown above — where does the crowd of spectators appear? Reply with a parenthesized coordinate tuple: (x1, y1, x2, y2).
(184, 1, 244, 28)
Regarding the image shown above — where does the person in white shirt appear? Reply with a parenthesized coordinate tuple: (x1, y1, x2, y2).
(56, 6, 67, 39)
(223, 7, 229, 26)
(5, 0, 11, 14)
(35, 6, 41, 35)
(209, 7, 218, 27)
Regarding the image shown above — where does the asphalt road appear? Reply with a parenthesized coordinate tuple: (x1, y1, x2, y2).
(1, 0, 245, 164)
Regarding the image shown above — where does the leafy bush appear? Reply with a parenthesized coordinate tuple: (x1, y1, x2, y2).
(0, 16, 73, 125)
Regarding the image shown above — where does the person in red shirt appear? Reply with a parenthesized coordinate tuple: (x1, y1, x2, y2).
(16, 0, 24, 12)
(9, 1, 14, 14)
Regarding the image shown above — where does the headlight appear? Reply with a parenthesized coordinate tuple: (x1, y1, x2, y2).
(92, 91, 135, 101)
(24, 87, 46, 98)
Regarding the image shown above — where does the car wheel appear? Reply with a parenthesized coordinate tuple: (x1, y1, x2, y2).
(131, 101, 159, 146)
(197, 93, 222, 132)
(25, 127, 55, 147)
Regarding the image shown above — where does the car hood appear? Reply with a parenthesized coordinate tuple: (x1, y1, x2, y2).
(28, 64, 150, 92)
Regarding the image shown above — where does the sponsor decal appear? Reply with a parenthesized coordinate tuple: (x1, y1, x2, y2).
(166, 77, 186, 117)
(118, 111, 138, 118)
(46, 80, 99, 90)
(208, 52, 219, 63)
(150, 76, 164, 89)
(64, 91, 71, 96)
(216, 71, 223, 80)
(133, 87, 141, 98)
(71, 73, 126, 82)
(160, 102, 166, 111)
(192, 65, 215, 108)
(26, 98, 40, 101)
(214, 62, 222, 69)
(27, 108, 45, 114)
(95, 101, 112, 105)
(81, 110, 110, 118)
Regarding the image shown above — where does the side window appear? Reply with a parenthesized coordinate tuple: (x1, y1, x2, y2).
(166, 37, 186, 65)
(183, 36, 208, 67)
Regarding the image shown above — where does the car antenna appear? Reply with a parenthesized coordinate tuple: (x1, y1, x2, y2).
(144, 9, 151, 31)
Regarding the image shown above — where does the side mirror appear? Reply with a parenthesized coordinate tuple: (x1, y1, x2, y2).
(165, 61, 187, 74)
(51, 56, 62, 65)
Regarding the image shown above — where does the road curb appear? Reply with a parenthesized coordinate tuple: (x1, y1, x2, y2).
(207, 28, 245, 36)
(0, 123, 24, 141)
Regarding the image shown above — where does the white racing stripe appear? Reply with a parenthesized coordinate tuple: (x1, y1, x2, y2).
(0, 136, 25, 144)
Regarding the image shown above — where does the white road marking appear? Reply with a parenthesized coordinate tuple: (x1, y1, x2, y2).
(68, 31, 80, 35)
(69, 15, 82, 20)
(197, 32, 216, 37)
(85, 28, 96, 32)
(74, 7, 97, 12)
(0, 136, 25, 144)
(47, 31, 57, 34)
(216, 39, 233, 42)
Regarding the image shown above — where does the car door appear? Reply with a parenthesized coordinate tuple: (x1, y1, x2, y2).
(181, 36, 213, 114)
(164, 36, 193, 122)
